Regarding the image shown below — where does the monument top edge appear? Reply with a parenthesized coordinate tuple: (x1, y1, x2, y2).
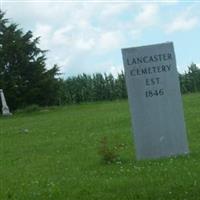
(121, 41, 173, 52)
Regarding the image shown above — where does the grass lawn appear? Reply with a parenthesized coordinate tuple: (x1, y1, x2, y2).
(0, 93, 200, 200)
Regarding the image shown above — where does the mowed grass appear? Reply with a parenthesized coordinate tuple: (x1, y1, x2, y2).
(0, 93, 200, 200)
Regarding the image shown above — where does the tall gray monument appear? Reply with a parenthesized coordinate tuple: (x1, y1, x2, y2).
(121, 42, 189, 160)
(0, 89, 12, 116)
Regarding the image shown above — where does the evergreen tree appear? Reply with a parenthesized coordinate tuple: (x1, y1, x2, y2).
(0, 11, 60, 110)
(179, 63, 200, 93)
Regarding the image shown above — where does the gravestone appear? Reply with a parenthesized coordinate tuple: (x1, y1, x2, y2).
(121, 42, 189, 160)
(0, 89, 12, 116)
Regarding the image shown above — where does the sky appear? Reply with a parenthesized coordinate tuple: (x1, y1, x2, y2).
(1, 0, 200, 78)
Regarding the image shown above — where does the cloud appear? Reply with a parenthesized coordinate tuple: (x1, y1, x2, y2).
(134, 4, 159, 28)
(75, 38, 95, 51)
(165, 7, 199, 34)
(42, 3, 159, 76)
(122, 4, 159, 42)
(100, 3, 131, 19)
(98, 31, 124, 52)
(107, 64, 123, 78)
(34, 24, 52, 49)
(51, 26, 73, 46)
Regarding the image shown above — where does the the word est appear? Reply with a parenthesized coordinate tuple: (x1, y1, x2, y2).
(145, 89, 164, 98)
(145, 77, 160, 86)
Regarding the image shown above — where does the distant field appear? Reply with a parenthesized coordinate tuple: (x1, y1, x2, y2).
(0, 93, 200, 200)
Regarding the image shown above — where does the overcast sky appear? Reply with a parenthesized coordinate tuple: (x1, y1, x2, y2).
(1, 1, 200, 77)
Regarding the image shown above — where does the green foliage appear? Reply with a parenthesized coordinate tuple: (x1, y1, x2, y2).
(63, 72, 127, 104)
(0, 11, 61, 110)
(179, 63, 200, 94)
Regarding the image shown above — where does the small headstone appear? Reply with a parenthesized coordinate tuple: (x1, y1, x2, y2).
(0, 89, 12, 116)
(121, 42, 189, 160)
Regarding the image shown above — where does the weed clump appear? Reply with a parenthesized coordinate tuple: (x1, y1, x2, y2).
(98, 136, 124, 164)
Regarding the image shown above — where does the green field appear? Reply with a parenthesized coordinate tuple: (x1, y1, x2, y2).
(0, 93, 200, 200)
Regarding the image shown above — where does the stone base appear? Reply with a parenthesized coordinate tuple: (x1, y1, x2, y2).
(2, 107, 12, 116)
(2, 112, 12, 116)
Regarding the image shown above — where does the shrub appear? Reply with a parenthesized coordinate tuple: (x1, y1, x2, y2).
(98, 136, 119, 164)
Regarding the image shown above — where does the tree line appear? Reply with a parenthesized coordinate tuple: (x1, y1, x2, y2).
(0, 11, 200, 110)
(60, 65, 200, 105)
(60, 73, 127, 104)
